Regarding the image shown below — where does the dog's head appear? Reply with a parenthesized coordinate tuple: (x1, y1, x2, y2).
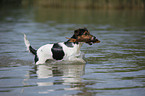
(67, 28, 100, 45)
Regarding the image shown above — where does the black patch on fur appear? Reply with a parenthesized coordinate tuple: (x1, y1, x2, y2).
(51, 43, 65, 60)
(74, 42, 78, 44)
(29, 46, 36, 55)
(64, 42, 74, 47)
(29, 46, 38, 63)
(34, 55, 38, 63)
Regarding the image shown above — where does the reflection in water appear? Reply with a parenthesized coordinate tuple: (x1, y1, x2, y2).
(0, 3, 145, 95)
(35, 63, 85, 93)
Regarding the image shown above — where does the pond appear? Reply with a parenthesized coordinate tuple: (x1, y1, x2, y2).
(0, 6, 145, 96)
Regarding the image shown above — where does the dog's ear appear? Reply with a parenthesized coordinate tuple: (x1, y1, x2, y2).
(74, 29, 80, 36)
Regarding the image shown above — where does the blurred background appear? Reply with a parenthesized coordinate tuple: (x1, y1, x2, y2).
(0, 0, 145, 96)
(1, 0, 145, 9)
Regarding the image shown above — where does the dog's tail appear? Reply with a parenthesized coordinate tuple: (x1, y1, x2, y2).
(24, 34, 37, 55)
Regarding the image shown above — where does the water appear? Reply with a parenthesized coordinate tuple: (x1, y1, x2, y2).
(0, 6, 145, 96)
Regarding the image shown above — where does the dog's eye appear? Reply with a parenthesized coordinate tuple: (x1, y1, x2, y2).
(84, 33, 88, 35)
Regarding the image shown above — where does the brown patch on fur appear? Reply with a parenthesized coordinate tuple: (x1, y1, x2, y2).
(66, 28, 100, 45)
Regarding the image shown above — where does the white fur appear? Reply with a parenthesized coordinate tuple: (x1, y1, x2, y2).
(24, 34, 85, 65)
(24, 33, 30, 52)
(35, 42, 85, 65)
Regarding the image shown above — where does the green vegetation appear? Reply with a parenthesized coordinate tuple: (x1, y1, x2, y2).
(0, 0, 145, 9)
(24, 0, 145, 9)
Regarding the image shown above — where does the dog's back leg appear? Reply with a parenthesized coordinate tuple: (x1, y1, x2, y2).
(35, 57, 47, 65)
(34, 55, 38, 63)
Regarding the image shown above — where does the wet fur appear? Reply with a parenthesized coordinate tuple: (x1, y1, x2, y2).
(24, 28, 99, 65)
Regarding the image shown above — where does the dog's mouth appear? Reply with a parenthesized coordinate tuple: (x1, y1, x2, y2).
(85, 37, 100, 45)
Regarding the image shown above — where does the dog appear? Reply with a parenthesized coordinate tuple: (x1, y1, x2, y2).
(24, 28, 100, 65)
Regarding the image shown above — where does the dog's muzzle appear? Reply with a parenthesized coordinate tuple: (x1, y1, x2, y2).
(86, 36, 100, 45)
